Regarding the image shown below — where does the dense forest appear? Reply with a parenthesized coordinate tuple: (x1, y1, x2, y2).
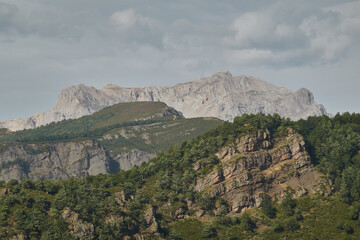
(0, 112, 359, 239)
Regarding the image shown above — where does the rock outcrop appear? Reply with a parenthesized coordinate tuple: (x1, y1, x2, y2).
(194, 128, 323, 213)
(0, 72, 327, 131)
(113, 150, 155, 172)
(143, 205, 159, 233)
(62, 207, 94, 240)
(0, 140, 111, 182)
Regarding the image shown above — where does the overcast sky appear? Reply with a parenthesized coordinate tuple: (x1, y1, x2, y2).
(1, 0, 360, 121)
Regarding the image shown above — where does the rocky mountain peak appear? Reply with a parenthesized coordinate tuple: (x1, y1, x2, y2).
(214, 71, 233, 77)
(294, 88, 315, 106)
(102, 83, 119, 89)
(208, 71, 234, 80)
(193, 71, 233, 83)
(0, 72, 328, 131)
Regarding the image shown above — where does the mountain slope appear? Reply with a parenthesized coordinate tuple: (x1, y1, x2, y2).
(0, 72, 327, 131)
(1, 113, 358, 239)
(0, 102, 222, 182)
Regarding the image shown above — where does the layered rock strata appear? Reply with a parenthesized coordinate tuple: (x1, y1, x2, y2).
(194, 128, 322, 213)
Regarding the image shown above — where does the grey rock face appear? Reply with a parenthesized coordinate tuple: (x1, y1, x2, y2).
(0, 72, 327, 131)
(0, 140, 111, 182)
(112, 150, 155, 172)
(0, 140, 154, 182)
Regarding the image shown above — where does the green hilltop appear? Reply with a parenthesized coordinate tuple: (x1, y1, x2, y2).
(0, 102, 223, 154)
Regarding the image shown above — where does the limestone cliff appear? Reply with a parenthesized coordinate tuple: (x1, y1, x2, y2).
(192, 128, 324, 214)
(0, 72, 327, 131)
(0, 140, 154, 182)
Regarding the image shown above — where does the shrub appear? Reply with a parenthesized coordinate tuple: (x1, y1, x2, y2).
(201, 223, 217, 238)
(259, 194, 276, 219)
(271, 220, 284, 233)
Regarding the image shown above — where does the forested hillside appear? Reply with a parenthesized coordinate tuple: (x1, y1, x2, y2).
(0, 113, 359, 239)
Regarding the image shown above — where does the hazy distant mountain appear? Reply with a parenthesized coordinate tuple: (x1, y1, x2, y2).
(0, 72, 327, 131)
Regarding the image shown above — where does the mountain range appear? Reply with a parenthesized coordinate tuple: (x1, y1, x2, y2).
(0, 72, 327, 131)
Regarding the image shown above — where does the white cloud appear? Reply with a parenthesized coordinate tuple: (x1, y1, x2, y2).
(300, 14, 351, 60)
(225, 8, 302, 50)
(230, 12, 272, 47)
(107, 8, 164, 48)
(225, 0, 360, 64)
(109, 9, 153, 32)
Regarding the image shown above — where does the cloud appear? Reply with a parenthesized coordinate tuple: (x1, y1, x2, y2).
(299, 13, 351, 60)
(0, 1, 96, 39)
(109, 9, 153, 32)
(107, 8, 163, 48)
(0, 3, 20, 34)
(228, 48, 273, 64)
(0, 3, 17, 22)
(224, 4, 306, 50)
(328, 1, 360, 39)
(225, 0, 360, 65)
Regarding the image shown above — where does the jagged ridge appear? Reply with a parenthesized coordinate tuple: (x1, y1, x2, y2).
(0, 72, 327, 131)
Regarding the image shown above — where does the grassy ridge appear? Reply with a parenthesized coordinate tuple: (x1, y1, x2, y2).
(88, 102, 179, 130)
(0, 102, 186, 143)
(99, 117, 222, 154)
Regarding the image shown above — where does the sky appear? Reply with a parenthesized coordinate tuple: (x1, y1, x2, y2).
(0, 0, 360, 121)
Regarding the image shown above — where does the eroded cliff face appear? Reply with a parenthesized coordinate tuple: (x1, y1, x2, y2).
(0, 141, 154, 182)
(193, 128, 323, 213)
(0, 140, 109, 182)
(0, 72, 327, 131)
